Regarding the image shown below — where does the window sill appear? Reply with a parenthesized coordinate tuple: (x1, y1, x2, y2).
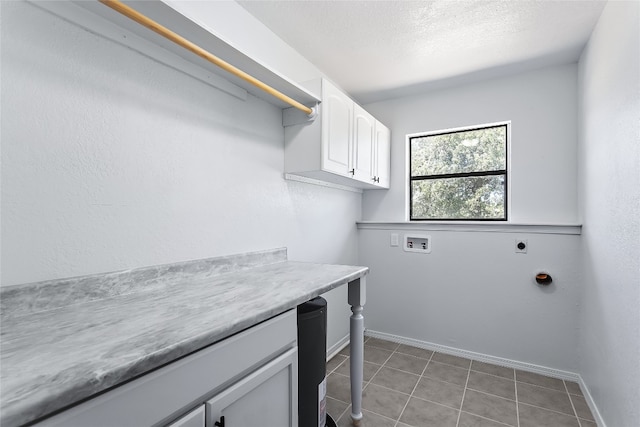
(356, 221, 582, 235)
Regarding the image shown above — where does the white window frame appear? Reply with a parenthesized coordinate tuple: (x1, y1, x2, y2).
(405, 121, 512, 222)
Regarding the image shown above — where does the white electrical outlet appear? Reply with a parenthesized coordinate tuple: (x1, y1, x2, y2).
(404, 234, 431, 253)
(390, 233, 399, 247)
(515, 239, 528, 253)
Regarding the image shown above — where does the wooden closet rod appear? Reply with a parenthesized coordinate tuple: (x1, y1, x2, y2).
(99, 0, 315, 116)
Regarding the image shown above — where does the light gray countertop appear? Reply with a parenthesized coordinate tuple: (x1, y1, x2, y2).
(0, 248, 368, 427)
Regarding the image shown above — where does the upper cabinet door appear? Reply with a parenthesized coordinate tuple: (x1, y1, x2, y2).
(375, 122, 391, 188)
(321, 81, 353, 176)
(352, 104, 376, 184)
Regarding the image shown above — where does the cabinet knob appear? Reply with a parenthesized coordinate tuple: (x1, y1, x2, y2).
(215, 416, 225, 427)
(349, 169, 355, 175)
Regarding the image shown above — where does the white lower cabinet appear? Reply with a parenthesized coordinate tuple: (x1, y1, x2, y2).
(206, 348, 297, 427)
(35, 311, 297, 427)
(167, 406, 206, 427)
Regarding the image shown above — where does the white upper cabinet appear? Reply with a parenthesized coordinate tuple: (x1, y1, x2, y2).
(374, 121, 391, 188)
(352, 104, 376, 184)
(284, 79, 390, 189)
(322, 82, 353, 176)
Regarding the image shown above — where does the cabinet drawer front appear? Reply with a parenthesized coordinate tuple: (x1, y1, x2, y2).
(35, 310, 297, 427)
(206, 348, 298, 427)
(167, 406, 205, 427)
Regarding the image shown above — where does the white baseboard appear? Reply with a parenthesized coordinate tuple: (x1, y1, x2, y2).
(364, 330, 606, 427)
(326, 334, 350, 361)
(577, 377, 607, 427)
(365, 329, 579, 380)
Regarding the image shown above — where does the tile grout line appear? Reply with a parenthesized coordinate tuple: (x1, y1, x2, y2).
(328, 355, 348, 375)
(352, 341, 399, 422)
(365, 381, 464, 412)
(518, 401, 588, 419)
(352, 338, 591, 427)
(564, 379, 583, 427)
(469, 367, 518, 382)
(331, 337, 388, 424)
(333, 369, 423, 395)
(332, 371, 580, 424)
(328, 341, 362, 423)
(514, 368, 520, 427)
(515, 378, 594, 420)
(367, 342, 433, 361)
(459, 410, 515, 427)
(464, 386, 519, 404)
(517, 379, 574, 393)
(348, 341, 407, 426)
(348, 378, 415, 398)
(325, 357, 350, 424)
(370, 342, 484, 377)
(344, 405, 398, 426)
(455, 360, 472, 427)
(463, 374, 522, 404)
(408, 393, 469, 413)
(367, 343, 398, 384)
(334, 401, 349, 423)
(383, 364, 430, 377)
(393, 347, 434, 427)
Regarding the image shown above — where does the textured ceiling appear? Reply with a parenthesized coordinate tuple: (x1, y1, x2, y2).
(238, 0, 606, 104)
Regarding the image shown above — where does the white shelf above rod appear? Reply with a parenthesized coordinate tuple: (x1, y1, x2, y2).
(98, 0, 318, 118)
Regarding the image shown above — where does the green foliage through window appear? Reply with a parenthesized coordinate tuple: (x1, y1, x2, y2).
(409, 124, 508, 220)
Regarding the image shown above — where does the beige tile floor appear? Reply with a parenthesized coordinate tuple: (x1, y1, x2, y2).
(325, 337, 596, 427)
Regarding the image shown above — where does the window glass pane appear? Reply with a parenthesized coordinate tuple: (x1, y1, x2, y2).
(411, 125, 506, 177)
(411, 175, 506, 219)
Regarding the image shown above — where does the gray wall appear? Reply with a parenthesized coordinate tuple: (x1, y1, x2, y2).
(359, 65, 582, 372)
(363, 64, 579, 224)
(0, 1, 355, 350)
(359, 228, 581, 371)
(578, 1, 640, 425)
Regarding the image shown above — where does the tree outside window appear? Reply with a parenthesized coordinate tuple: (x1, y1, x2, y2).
(409, 123, 508, 220)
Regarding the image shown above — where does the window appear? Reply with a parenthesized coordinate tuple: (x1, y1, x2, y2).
(409, 123, 508, 221)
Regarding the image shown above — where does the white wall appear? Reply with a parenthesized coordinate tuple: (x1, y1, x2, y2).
(363, 64, 579, 224)
(0, 1, 355, 349)
(578, 1, 640, 426)
(358, 65, 582, 371)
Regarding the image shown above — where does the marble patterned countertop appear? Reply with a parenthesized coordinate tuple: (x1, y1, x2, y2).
(0, 248, 368, 427)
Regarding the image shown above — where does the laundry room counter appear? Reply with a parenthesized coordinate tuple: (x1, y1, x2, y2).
(0, 248, 368, 427)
